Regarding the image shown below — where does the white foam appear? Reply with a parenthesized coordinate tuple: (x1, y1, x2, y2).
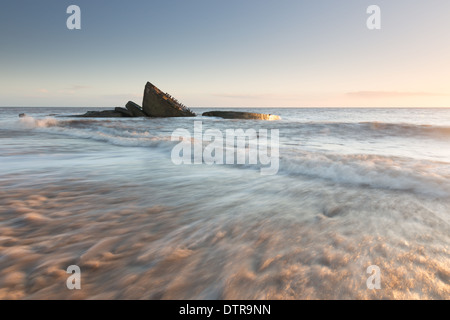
(15, 116, 175, 149)
(17, 116, 59, 129)
(281, 151, 450, 197)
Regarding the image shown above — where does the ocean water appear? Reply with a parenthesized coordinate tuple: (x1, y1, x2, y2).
(0, 107, 449, 299)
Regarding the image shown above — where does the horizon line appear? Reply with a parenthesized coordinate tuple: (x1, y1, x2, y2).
(1, 106, 450, 109)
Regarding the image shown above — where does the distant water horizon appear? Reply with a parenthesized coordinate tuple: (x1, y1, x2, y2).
(2, 106, 450, 109)
(0, 107, 449, 299)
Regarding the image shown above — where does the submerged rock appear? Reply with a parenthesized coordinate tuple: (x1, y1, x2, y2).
(202, 111, 281, 120)
(80, 110, 124, 118)
(142, 82, 196, 117)
(114, 107, 134, 117)
(125, 101, 147, 117)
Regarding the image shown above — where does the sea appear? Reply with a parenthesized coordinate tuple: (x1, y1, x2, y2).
(0, 107, 449, 299)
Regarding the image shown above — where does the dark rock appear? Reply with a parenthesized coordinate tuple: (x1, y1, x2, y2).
(115, 107, 133, 117)
(202, 111, 281, 120)
(125, 101, 147, 117)
(142, 82, 196, 117)
(19, 113, 26, 118)
(80, 110, 124, 118)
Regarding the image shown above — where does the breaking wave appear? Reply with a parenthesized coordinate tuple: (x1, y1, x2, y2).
(280, 152, 450, 197)
(16, 117, 174, 149)
(280, 121, 450, 140)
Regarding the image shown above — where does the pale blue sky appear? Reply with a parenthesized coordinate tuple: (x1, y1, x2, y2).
(1, 0, 449, 107)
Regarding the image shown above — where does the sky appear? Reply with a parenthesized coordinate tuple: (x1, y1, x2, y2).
(0, 0, 449, 108)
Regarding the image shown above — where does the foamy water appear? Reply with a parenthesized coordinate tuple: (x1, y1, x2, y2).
(0, 107, 449, 299)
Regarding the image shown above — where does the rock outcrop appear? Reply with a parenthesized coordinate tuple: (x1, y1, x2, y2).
(115, 107, 134, 117)
(202, 111, 281, 120)
(77, 82, 278, 120)
(79, 82, 196, 118)
(142, 82, 196, 117)
(80, 103, 145, 118)
(80, 110, 125, 118)
(126, 101, 147, 117)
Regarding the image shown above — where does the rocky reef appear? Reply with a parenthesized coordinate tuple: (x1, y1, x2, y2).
(79, 82, 195, 118)
(202, 111, 281, 120)
(125, 101, 147, 117)
(78, 82, 280, 120)
(81, 110, 125, 118)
